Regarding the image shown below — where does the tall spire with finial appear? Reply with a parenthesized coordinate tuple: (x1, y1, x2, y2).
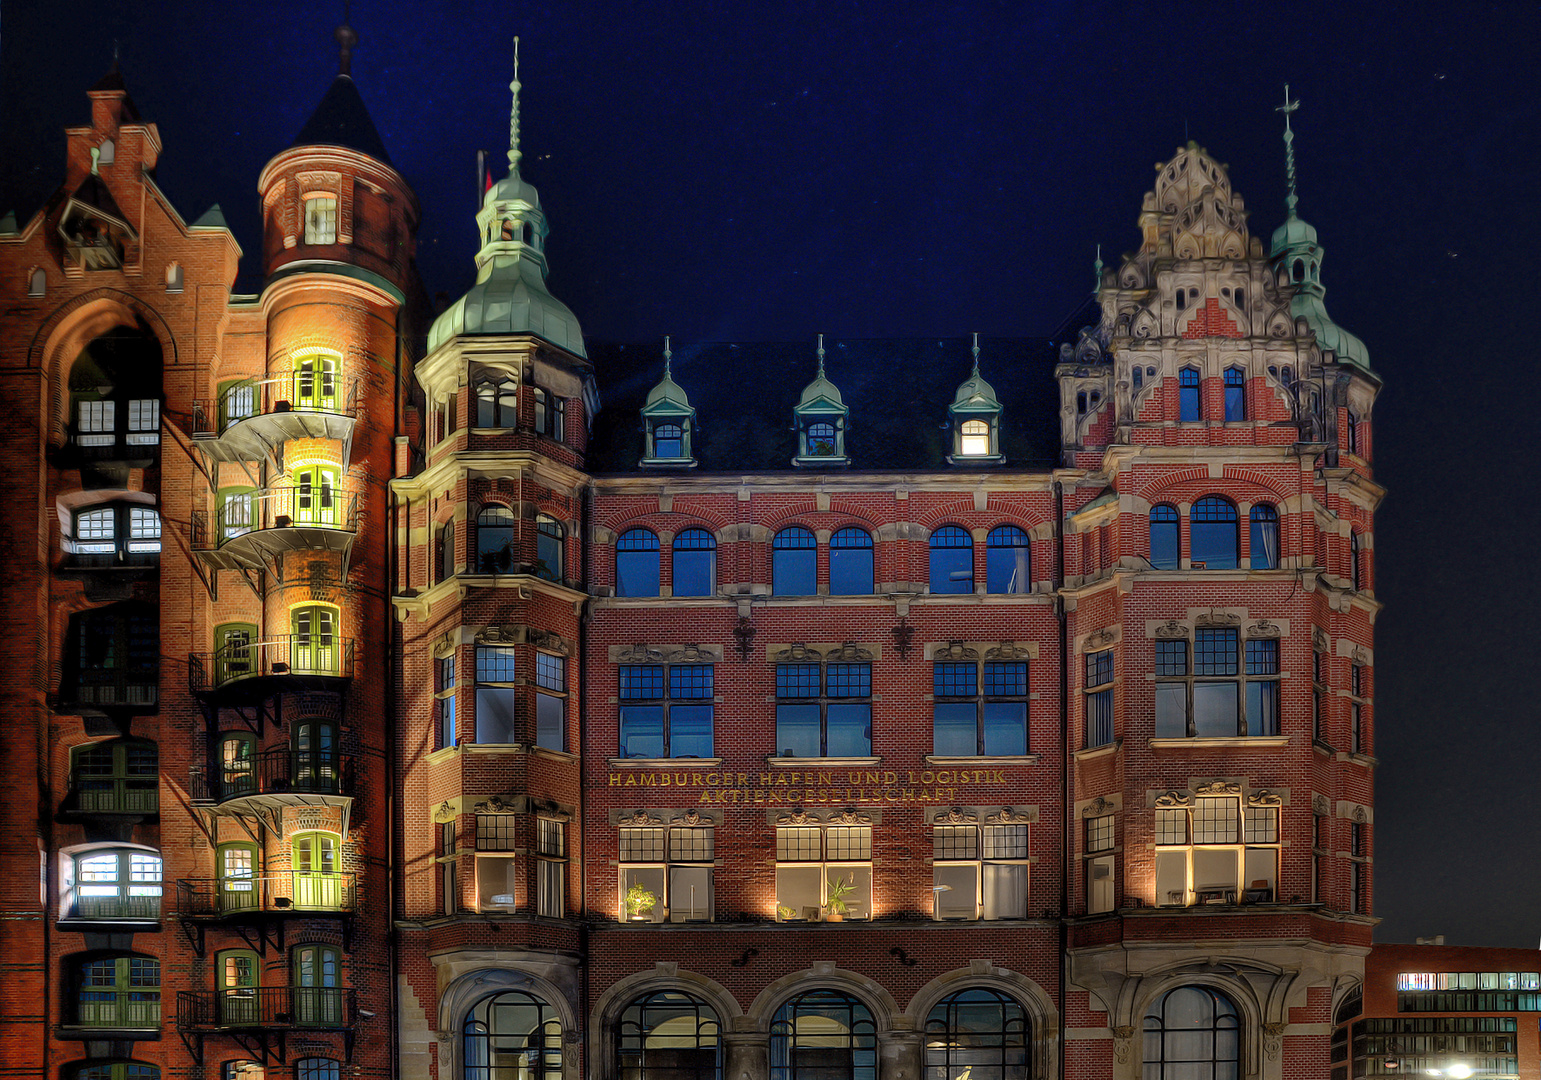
(1277, 84, 1300, 219)
(335, 1, 357, 77)
(508, 36, 523, 175)
(971, 332, 981, 377)
(816, 334, 826, 378)
(663, 336, 673, 380)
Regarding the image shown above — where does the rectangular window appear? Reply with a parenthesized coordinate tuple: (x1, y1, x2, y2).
(436, 654, 457, 749)
(534, 652, 566, 752)
(1313, 650, 1326, 744)
(618, 664, 714, 759)
(776, 821, 872, 921)
(1154, 797, 1280, 907)
(1349, 664, 1366, 754)
(1085, 813, 1116, 915)
(474, 814, 517, 912)
(304, 197, 338, 244)
(931, 819, 1029, 920)
(439, 821, 457, 915)
(1085, 649, 1113, 748)
(126, 399, 159, 445)
(78, 400, 116, 446)
(475, 646, 517, 744)
(1312, 814, 1325, 905)
(618, 817, 714, 923)
(1157, 631, 1279, 739)
(1245, 638, 1280, 736)
(775, 662, 872, 759)
(933, 661, 1028, 756)
(536, 818, 565, 918)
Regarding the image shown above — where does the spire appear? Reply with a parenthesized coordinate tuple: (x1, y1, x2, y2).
(971, 332, 981, 377)
(663, 335, 673, 380)
(816, 333, 826, 378)
(1277, 84, 1300, 219)
(335, 3, 357, 77)
(508, 36, 522, 174)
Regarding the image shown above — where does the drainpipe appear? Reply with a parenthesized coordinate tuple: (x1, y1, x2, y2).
(1053, 478, 1068, 1080)
(386, 315, 404, 1080)
(578, 479, 594, 1069)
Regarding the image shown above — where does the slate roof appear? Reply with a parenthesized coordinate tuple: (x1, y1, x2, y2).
(585, 335, 1074, 474)
(292, 75, 393, 165)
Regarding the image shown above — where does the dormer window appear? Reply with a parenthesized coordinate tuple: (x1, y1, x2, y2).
(640, 340, 698, 467)
(807, 421, 838, 456)
(959, 420, 990, 456)
(947, 336, 1004, 464)
(792, 337, 850, 467)
(304, 197, 337, 244)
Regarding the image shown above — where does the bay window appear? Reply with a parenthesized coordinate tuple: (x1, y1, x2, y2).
(1154, 630, 1279, 739)
(1154, 793, 1279, 906)
(474, 814, 517, 911)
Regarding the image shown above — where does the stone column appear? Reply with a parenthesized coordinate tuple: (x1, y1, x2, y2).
(723, 1030, 770, 1080)
(878, 1029, 925, 1080)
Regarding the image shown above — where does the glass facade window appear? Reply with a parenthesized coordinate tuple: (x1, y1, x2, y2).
(775, 662, 872, 758)
(617, 990, 722, 1080)
(672, 529, 717, 597)
(1142, 987, 1239, 1080)
(1249, 504, 1279, 569)
(773, 527, 817, 596)
(828, 527, 873, 596)
(617, 529, 661, 597)
(618, 665, 714, 759)
(932, 661, 1028, 756)
(769, 991, 876, 1080)
(929, 525, 974, 594)
(463, 992, 563, 1080)
(986, 525, 1031, 594)
(924, 988, 1029, 1080)
(1189, 497, 1238, 569)
(475, 505, 516, 574)
(475, 646, 518, 744)
(1149, 506, 1179, 570)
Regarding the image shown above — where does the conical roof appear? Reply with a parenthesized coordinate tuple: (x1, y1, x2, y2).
(292, 75, 393, 165)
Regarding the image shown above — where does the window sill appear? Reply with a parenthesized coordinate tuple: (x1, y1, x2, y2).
(764, 756, 880, 767)
(608, 756, 724, 768)
(1149, 736, 1290, 749)
(924, 755, 1039, 766)
(1073, 740, 1121, 762)
(1336, 750, 1378, 767)
(461, 743, 577, 761)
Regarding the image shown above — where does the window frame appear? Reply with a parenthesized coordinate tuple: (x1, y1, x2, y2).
(1084, 649, 1113, 748)
(771, 526, 817, 596)
(616, 528, 661, 597)
(533, 651, 567, 751)
(929, 524, 975, 594)
(534, 514, 564, 583)
(985, 524, 1031, 594)
(618, 663, 715, 760)
(1189, 496, 1239, 569)
(475, 375, 519, 428)
(1154, 630, 1279, 739)
(535, 817, 566, 918)
(74, 953, 160, 1029)
(71, 739, 157, 814)
(475, 504, 516, 574)
(1153, 795, 1280, 907)
(1178, 366, 1201, 422)
(615, 989, 723, 1080)
(827, 526, 873, 596)
(774, 661, 872, 759)
(931, 816, 1031, 920)
(774, 821, 873, 921)
(931, 659, 1029, 757)
(69, 847, 163, 922)
(533, 386, 564, 442)
(617, 815, 715, 923)
(672, 528, 717, 597)
(474, 645, 519, 745)
(1249, 504, 1279, 570)
(1223, 366, 1246, 421)
(1142, 986, 1240, 1079)
(769, 991, 876, 1080)
(1149, 504, 1180, 570)
(1086, 813, 1116, 914)
(924, 988, 1030, 1079)
(65, 502, 161, 565)
(302, 197, 338, 245)
(463, 990, 562, 1080)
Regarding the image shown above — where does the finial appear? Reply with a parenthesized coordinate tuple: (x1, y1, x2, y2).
(816, 334, 826, 378)
(508, 37, 522, 174)
(1093, 244, 1103, 291)
(1277, 84, 1300, 219)
(663, 336, 673, 379)
(335, 4, 357, 77)
(971, 332, 981, 377)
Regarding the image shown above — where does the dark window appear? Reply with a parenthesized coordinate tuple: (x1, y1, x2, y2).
(1344, 409, 1359, 456)
(534, 653, 566, 751)
(475, 646, 517, 744)
(769, 991, 876, 1080)
(71, 740, 158, 814)
(986, 525, 1031, 595)
(475, 505, 515, 574)
(618, 665, 714, 759)
(1142, 987, 1240, 1080)
(535, 515, 563, 582)
(1085, 649, 1113, 748)
(616, 990, 723, 1080)
(932, 661, 1028, 756)
(1350, 531, 1363, 591)
(929, 525, 974, 594)
(65, 602, 158, 708)
(1149, 505, 1180, 570)
(772, 527, 817, 596)
(652, 422, 684, 459)
(435, 655, 457, 748)
(475, 377, 518, 428)
(439, 821, 458, 915)
(828, 527, 873, 596)
(74, 954, 160, 1028)
(805, 420, 838, 457)
(1179, 367, 1201, 422)
(1350, 664, 1365, 754)
(1157, 631, 1278, 739)
(1249, 505, 1279, 569)
(1245, 638, 1280, 737)
(616, 529, 661, 597)
(924, 989, 1030, 1079)
(296, 1058, 339, 1080)
(672, 529, 717, 597)
(1223, 367, 1246, 421)
(438, 520, 455, 581)
(1312, 650, 1326, 745)
(533, 387, 563, 442)
(775, 663, 872, 758)
(1190, 496, 1238, 569)
(463, 992, 561, 1080)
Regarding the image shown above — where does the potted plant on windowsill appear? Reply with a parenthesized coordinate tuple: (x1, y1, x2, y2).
(777, 904, 801, 922)
(624, 882, 658, 922)
(824, 876, 857, 923)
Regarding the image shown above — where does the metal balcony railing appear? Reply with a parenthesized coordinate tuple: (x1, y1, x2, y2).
(191, 486, 359, 551)
(188, 747, 356, 803)
(74, 992, 161, 1029)
(68, 892, 163, 922)
(177, 986, 355, 1030)
(71, 775, 159, 814)
(177, 872, 357, 917)
(61, 669, 158, 709)
(188, 636, 356, 694)
(191, 374, 359, 437)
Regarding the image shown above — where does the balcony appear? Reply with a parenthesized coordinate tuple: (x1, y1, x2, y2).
(191, 375, 359, 466)
(67, 773, 159, 816)
(56, 668, 158, 717)
(177, 872, 357, 919)
(188, 636, 355, 704)
(67, 992, 161, 1035)
(62, 892, 163, 927)
(177, 986, 355, 1032)
(192, 486, 358, 574)
(190, 747, 355, 819)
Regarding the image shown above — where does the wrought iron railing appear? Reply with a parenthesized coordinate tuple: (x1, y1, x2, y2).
(75, 991, 160, 1029)
(191, 487, 359, 550)
(177, 872, 357, 916)
(192, 374, 359, 436)
(188, 747, 356, 803)
(187, 636, 355, 693)
(177, 986, 355, 1030)
(72, 774, 159, 814)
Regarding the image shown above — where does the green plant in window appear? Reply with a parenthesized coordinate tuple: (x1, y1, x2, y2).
(825, 875, 857, 919)
(625, 881, 658, 920)
(777, 904, 800, 922)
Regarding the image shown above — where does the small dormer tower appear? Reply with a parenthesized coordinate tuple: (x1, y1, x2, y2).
(947, 334, 1004, 464)
(640, 337, 698, 467)
(791, 335, 849, 466)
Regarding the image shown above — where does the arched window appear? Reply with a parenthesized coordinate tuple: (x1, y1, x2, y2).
(616, 989, 723, 1080)
(69, 848, 162, 921)
(294, 1059, 339, 1080)
(438, 520, 455, 582)
(476, 377, 519, 428)
(216, 840, 259, 914)
(986, 525, 1031, 594)
(773, 527, 818, 596)
(929, 525, 974, 594)
(1178, 368, 1201, 422)
(1350, 531, 1363, 591)
(1249, 505, 1279, 570)
(806, 421, 838, 457)
(829, 528, 873, 596)
(1189, 497, 1238, 570)
(63, 600, 158, 708)
(652, 423, 685, 460)
(536, 514, 564, 582)
(673, 529, 717, 597)
(958, 419, 991, 457)
(464, 990, 563, 1080)
(769, 990, 876, 1080)
(925, 988, 1030, 1080)
(73, 954, 159, 1029)
(1223, 367, 1245, 422)
(71, 739, 157, 814)
(69, 1062, 160, 1080)
(1149, 506, 1179, 570)
(1142, 986, 1240, 1080)
(28, 267, 46, 297)
(216, 948, 261, 1024)
(616, 529, 661, 597)
(291, 943, 342, 1025)
(476, 505, 516, 574)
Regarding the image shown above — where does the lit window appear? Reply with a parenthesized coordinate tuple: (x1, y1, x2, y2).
(775, 661, 871, 758)
(1149, 505, 1179, 570)
(828, 527, 873, 595)
(1190, 496, 1238, 569)
(616, 990, 723, 1080)
(1143, 987, 1240, 1079)
(925, 989, 1029, 1079)
(475, 814, 518, 910)
(1084, 649, 1113, 748)
(958, 418, 991, 456)
(303, 197, 337, 244)
(618, 664, 714, 759)
(931, 812, 1030, 919)
(929, 525, 973, 593)
(1086, 814, 1116, 914)
(616, 529, 661, 597)
(476, 376, 518, 428)
(618, 814, 714, 923)
(475, 645, 517, 744)
(534, 652, 566, 751)
(1154, 795, 1279, 906)
(774, 817, 872, 921)
(70, 848, 162, 921)
(1154, 630, 1278, 739)
(672, 529, 716, 596)
(435, 654, 457, 749)
(986, 525, 1031, 594)
(463, 991, 561, 1080)
(536, 818, 565, 918)
(772, 527, 817, 595)
(289, 606, 337, 674)
(290, 465, 340, 526)
(1249, 505, 1279, 569)
(1178, 367, 1201, 422)
(932, 660, 1028, 756)
(293, 356, 337, 411)
(1223, 367, 1246, 421)
(78, 399, 116, 445)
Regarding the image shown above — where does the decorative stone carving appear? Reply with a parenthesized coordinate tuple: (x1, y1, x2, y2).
(985, 642, 1031, 661)
(1353, 647, 1370, 665)
(1082, 796, 1114, 818)
(1313, 628, 1330, 651)
(829, 807, 872, 825)
(772, 643, 821, 663)
(1086, 627, 1116, 648)
(1155, 790, 1192, 808)
(1113, 1026, 1135, 1064)
(1196, 612, 1241, 628)
(668, 643, 719, 664)
(1248, 790, 1282, 807)
(476, 624, 519, 644)
(528, 627, 569, 655)
(934, 641, 979, 662)
(1263, 1022, 1287, 1060)
(621, 809, 663, 826)
(432, 801, 457, 824)
(934, 807, 978, 824)
(1193, 781, 1241, 797)
(1352, 805, 1368, 823)
(826, 642, 874, 662)
(1249, 619, 1281, 638)
(473, 794, 517, 814)
(437, 1029, 452, 1043)
(777, 808, 817, 825)
(1313, 794, 1330, 816)
(987, 807, 1033, 824)
(616, 643, 667, 664)
(1153, 619, 1189, 639)
(672, 808, 709, 827)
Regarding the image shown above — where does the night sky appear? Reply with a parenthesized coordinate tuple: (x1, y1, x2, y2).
(4, 1, 1538, 946)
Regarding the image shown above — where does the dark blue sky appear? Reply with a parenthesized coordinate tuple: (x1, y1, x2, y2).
(3, 1, 1539, 946)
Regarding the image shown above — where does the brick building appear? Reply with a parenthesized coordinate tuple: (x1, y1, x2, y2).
(0, 41, 1380, 1080)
